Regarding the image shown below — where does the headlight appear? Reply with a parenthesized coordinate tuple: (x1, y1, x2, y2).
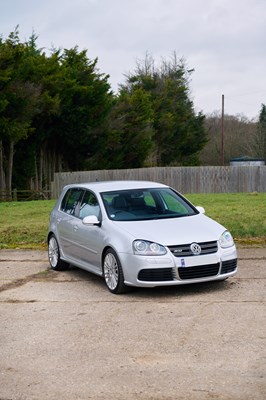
(219, 231, 234, 248)
(133, 240, 167, 255)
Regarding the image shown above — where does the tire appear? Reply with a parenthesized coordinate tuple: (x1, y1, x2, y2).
(103, 249, 128, 294)
(48, 234, 69, 271)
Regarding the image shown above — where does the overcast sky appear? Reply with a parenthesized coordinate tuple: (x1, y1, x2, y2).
(1, 0, 265, 119)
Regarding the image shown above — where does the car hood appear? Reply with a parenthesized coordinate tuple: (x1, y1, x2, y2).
(112, 214, 226, 245)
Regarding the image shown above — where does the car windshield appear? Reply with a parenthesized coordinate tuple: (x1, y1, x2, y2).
(101, 188, 197, 221)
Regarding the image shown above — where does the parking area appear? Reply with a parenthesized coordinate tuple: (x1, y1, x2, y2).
(0, 248, 265, 400)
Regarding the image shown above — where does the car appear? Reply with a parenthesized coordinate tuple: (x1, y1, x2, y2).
(48, 180, 237, 294)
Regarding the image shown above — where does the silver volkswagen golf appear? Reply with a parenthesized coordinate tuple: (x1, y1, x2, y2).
(48, 181, 237, 294)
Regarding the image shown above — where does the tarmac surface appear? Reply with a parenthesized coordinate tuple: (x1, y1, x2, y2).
(0, 248, 265, 400)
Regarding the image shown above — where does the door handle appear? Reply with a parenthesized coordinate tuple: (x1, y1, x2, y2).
(73, 225, 78, 232)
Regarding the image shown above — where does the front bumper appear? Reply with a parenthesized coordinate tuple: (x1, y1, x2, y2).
(119, 245, 237, 287)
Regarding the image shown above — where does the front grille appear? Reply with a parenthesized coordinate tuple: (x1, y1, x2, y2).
(168, 241, 218, 257)
(221, 259, 237, 274)
(178, 263, 219, 280)
(138, 268, 174, 282)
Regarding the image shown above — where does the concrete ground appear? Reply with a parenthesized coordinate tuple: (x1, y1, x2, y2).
(0, 248, 265, 400)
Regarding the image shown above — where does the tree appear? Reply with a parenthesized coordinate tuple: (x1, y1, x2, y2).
(13, 41, 113, 190)
(54, 47, 112, 170)
(121, 53, 207, 166)
(0, 28, 41, 197)
(200, 112, 258, 165)
(1, 28, 113, 194)
(255, 103, 266, 161)
(87, 87, 154, 169)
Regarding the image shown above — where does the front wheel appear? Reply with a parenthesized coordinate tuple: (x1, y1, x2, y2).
(48, 234, 69, 271)
(103, 249, 128, 294)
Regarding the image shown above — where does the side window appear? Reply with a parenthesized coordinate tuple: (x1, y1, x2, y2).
(79, 191, 100, 219)
(143, 191, 156, 208)
(160, 191, 188, 214)
(61, 188, 83, 216)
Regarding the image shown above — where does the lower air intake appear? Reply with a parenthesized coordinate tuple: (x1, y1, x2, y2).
(178, 263, 219, 280)
(138, 268, 174, 282)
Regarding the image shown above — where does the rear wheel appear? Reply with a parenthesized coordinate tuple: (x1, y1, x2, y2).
(103, 249, 128, 294)
(48, 234, 69, 271)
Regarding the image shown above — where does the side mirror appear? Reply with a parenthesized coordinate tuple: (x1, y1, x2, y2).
(196, 206, 205, 214)
(82, 215, 101, 226)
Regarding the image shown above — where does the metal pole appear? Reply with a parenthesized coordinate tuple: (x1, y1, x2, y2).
(221, 94, 224, 166)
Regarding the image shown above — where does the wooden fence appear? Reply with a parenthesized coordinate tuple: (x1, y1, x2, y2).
(51, 166, 266, 198)
(0, 190, 51, 202)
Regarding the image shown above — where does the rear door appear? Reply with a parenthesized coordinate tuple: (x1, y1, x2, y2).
(57, 188, 84, 259)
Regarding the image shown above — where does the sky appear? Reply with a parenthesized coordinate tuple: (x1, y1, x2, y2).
(1, 0, 266, 120)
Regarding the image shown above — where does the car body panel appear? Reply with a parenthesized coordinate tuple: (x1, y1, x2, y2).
(48, 180, 237, 288)
(112, 214, 224, 246)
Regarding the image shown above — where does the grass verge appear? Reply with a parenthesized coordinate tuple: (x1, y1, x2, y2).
(186, 192, 266, 246)
(0, 193, 265, 249)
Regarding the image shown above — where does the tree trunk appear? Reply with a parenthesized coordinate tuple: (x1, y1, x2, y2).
(6, 140, 14, 200)
(34, 153, 38, 190)
(39, 147, 43, 190)
(0, 139, 6, 199)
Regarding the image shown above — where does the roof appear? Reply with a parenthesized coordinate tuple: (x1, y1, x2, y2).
(63, 180, 167, 193)
(230, 156, 265, 162)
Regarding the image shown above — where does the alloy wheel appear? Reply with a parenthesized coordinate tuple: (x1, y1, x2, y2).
(104, 252, 119, 290)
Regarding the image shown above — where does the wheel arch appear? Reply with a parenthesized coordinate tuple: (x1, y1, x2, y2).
(101, 246, 113, 269)
(47, 231, 55, 243)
